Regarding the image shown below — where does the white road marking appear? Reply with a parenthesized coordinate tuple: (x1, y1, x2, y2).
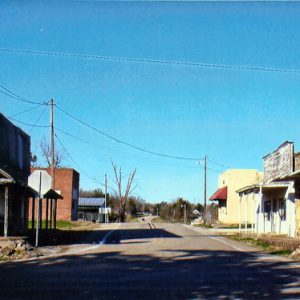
(183, 225, 293, 261)
(71, 223, 122, 253)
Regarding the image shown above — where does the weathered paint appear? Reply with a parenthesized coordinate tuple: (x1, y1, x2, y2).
(263, 141, 294, 183)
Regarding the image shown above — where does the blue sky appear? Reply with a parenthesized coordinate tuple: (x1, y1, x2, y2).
(1, 1, 300, 203)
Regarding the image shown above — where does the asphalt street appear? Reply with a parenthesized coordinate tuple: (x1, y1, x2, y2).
(0, 218, 299, 299)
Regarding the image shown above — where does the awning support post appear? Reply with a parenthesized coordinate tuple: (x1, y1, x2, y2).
(4, 186, 9, 237)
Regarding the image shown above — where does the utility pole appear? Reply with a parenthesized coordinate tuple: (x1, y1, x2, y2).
(50, 99, 55, 189)
(104, 174, 108, 223)
(204, 155, 207, 224)
(50, 99, 56, 229)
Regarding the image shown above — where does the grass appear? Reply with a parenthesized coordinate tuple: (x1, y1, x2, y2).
(271, 249, 292, 256)
(192, 223, 213, 228)
(126, 215, 139, 223)
(28, 220, 81, 230)
(152, 217, 170, 223)
(226, 234, 292, 257)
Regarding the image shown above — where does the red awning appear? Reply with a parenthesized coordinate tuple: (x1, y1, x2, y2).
(209, 186, 227, 201)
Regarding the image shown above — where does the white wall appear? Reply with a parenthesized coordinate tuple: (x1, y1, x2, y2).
(257, 182, 296, 237)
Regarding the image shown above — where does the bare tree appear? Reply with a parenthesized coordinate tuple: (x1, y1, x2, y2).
(30, 152, 39, 167)
(40, 137, 65, 168)
(112, 161, 137, 222)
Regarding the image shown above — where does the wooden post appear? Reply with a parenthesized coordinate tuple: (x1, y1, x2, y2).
(239, 194, 242, 233)
(4, 186, 9, 237)
(45, 198, 49, 229)
(32, 197, 35, 229)
(245, 193, 248, 233)
(54, 199, 57, 229)
(252, 191, 255, 233)
(50, 199, 53, 229)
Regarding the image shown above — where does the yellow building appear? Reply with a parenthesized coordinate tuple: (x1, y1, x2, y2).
(209, 169, 262, 225)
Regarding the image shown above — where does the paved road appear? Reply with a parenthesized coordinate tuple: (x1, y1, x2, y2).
(0, 219, 299, 299)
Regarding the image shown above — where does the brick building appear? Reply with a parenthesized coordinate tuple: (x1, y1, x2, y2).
(28, 168, 79, 221)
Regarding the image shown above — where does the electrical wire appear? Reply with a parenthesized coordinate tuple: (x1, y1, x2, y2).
(207, 157, 232, 169)
(7, 117, 49, 128)
(54, 132, 114, 190)
(56, 104, 203, 161)
(55, 127, 201, 170)
(8, 104, 45, 118)
(28, 104, 48, 133)
(0, 83, 46, 105)
(0, 47, 300, 74)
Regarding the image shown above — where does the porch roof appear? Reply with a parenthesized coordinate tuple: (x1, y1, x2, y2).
(273, 170, 300, 182)
(261, 183, 288, 192)
(236, 184, 260, 194)
(0, 179, 37, 197)
(209, 186, 227, 201)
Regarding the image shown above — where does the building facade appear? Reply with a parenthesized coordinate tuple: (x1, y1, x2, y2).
(209, 169, 262, 224)
(256, 142, 300, 237)
(78, 198, 105, 222)
(0, 113, 32, 236)
(28, 168, 79, 221)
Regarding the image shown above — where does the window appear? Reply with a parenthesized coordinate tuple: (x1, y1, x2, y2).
(264, 201, 271, 221)
(279, 198, 286, 221)
(219, 200, 227, 215)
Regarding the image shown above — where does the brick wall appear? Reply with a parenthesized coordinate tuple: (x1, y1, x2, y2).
(28, 168, 79, 221)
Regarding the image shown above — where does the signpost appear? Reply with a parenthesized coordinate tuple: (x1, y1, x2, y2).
(35, 172, 42, 248)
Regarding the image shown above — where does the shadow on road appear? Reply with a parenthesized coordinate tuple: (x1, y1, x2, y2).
(27, 227, 181, 246)
(0, 246, 299, 299)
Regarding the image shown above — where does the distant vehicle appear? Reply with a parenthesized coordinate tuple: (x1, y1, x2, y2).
(142, 218, 145, 221)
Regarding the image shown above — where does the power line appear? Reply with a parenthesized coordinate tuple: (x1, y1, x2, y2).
(0, 83, 46, 105)
(7, 117, 49, 128)
(0, 47, 300, 74)
(207, 157, 232, 169)
(56, 104, 203, 161)
(8, 104, 44, 118)
(56, 127, 205, 172)
(28, 104, 48, 133)
(55, 132, 114, 190)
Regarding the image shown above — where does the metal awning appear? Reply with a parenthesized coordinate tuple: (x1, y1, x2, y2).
(209, 186, 227, 201)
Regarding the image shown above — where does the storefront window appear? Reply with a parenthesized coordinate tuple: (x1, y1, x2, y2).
(264, 201, 271, 221)
(279, 198, 286, 221)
